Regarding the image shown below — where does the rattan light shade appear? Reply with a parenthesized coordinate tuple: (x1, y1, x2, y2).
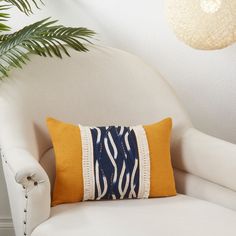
(166, 0, 236, 50)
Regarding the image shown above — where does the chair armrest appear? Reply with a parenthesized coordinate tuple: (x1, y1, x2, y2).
(1, 148, 50, 236)
(173, 128, 236, 192)
(3, 148, 49, 186)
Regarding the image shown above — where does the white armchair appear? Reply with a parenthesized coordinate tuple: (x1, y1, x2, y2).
(0, 45, 236, 236)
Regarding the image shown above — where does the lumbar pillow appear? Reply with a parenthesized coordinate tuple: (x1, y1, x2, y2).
(47, 117, 176, 206)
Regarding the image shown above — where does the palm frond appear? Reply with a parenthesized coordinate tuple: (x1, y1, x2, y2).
(0, 18, 95, 77)
(4, 0, 43, 15)
(0, 5, 10, 32)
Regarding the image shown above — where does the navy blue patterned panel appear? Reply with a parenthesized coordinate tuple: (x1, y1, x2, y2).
(90, 126, 140, 200)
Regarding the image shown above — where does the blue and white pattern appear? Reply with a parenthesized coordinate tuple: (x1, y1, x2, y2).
(80, 125, 150, 201)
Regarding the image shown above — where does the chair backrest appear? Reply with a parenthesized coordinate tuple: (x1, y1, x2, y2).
(0, 45, 192, 185)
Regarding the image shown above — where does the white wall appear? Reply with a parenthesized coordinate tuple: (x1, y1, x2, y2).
(8, 0, 236, 144)
(1, 0, 236, 234)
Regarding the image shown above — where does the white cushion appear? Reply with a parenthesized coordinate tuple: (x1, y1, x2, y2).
(31, 194, 236, 236)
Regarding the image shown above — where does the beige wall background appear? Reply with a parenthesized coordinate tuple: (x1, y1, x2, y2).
(1, 0, 236, 235)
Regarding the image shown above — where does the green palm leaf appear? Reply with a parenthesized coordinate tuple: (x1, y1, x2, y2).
(4, 0, 43, 15)
(0, 4, 10, 32)
(0, 18, 95, 77)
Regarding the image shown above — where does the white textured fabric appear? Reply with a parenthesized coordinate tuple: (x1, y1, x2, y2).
(79, 125, 95, 201)
(132, 126, 150, 199)
(31, 194, 236, 236)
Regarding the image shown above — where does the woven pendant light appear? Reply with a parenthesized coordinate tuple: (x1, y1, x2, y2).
(166, 0, 236, 50)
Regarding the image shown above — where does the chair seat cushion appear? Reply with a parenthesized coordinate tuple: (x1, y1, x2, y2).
(31, 194, 236, 236)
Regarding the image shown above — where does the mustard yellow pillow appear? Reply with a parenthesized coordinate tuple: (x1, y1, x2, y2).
(47, 117, 176, 206)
